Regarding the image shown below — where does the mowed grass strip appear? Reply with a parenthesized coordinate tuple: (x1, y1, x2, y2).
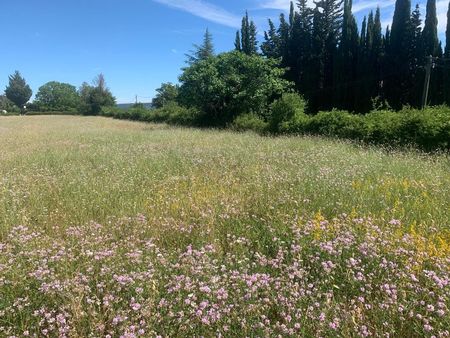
(0, 116, 449, 337)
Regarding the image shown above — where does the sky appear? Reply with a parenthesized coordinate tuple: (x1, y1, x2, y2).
(0, 0, 448, 103)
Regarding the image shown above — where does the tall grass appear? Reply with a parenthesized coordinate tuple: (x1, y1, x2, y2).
(0, 116, 449, 337)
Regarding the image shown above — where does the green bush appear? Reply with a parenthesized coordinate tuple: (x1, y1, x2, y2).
(308, 110, 367, 139)
(101, 102, 198, 126)
(281, 106, 449, 151)
(101, 101, 449, 152)
(269, 93, 307, 133)
(231, 113, 268, 133)
(178, 51, 292, 127)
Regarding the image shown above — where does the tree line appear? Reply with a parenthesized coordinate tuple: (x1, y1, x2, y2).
(0, 72, 115, 115)
(237, 0, 450, 113)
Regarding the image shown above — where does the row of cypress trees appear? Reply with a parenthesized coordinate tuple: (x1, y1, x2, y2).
(234, 0, 450, 113)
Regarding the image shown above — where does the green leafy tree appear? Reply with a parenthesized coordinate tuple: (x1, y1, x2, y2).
(79, 74, 116, 115)
(0, 95, 16, 112)
(5, 71, 32, 112)
(152, 83, 179, 108)
(178, 51, 292, 126)
(186, 28, 215, 65)
(34, 81, 80, 112)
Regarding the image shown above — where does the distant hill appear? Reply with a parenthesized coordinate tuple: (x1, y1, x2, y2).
(117, 103, 152, 110)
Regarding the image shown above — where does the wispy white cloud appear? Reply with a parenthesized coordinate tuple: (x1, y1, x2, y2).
(258, 0, 393, 13)
(153, 0, 241, 28)
(258, 0, 448, 35)
(352, 0, 395, 14)
(258, 0, 313, 10)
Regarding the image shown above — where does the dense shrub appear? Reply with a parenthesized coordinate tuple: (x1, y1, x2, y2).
(269, 93, 308, 133)
(231, 113, 268, 133)
(178, 51, 292, 127)
(307, 110, 367, 139)
(102, 102, 449, 151)
(102, 102, 198, 126)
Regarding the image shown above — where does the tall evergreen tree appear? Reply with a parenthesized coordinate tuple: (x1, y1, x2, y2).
(238, 12, 258, 55)
(261, 19, 281, 58)
(409, 4, 424, 106)
(446, 2, 450, 58)
(444, 1, 450, 104)
(311, 0, 344, 110)
(186, 28, 215, 64)
(422, 0, 444, 105)
(5, 71, 32, 112)
(335, 0, 359, 110)
(234, 31, 241, 52)
(422, 0, 440, 57)
(386, 0, 412, 108)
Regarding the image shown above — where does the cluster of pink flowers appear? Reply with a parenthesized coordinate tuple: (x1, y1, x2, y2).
(0, 215, 449, 337)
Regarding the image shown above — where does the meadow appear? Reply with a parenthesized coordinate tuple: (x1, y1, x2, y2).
(0, 115, 449, 337)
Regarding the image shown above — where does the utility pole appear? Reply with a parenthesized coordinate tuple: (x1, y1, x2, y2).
(135, 95, 138, 105)
(422, 55, 433, 109)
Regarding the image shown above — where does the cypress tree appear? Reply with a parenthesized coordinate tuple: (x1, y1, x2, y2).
(386, 0, 412, 109)
(313, 0, 344, 110)
(444, 1, 450, 104)
(261, 19, 281, 58)
(360, 17, 367, 48)
(249, 21, 258, 54)
(371, 7, 385, 104)
(289, 0, 313, 95)
(409, 4, 424, 106)
(422, 1, 444, 105)
(5, 71, 32, 113)
(239, 11, 258, 55)
(234, 31, 241, 52)
(335, 0, 359, 110)
(422, 0, 440, 57)
(446, 2, 450, 58)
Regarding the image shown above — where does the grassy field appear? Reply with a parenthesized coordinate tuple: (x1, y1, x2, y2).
(0, 115, 449, 337)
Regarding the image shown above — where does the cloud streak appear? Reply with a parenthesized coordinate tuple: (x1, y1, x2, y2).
(153, 0, 241, 28)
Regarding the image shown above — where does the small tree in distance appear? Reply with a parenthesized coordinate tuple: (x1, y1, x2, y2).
(34, 81, 80, 112)
(5, 71, 32, 113)
(152, 83, 179, 108)
(78, 74, 116, 115)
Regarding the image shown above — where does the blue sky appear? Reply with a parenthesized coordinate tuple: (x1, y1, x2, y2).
(0, 0, 448, 103)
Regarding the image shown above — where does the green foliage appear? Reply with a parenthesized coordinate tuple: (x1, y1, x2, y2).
(279, 106, 450, 151)
(79, 74, 116, 115)
(34, 81, 80, 112)
(308, 110, 367, 139)
(231, 113, 268, 133)
(178, 51, 292, 126)
(4, 71, 32, 111)
(0, 95, 18, 113)
(269, 93, 307, 132)
(151, 83, 179, 109)
(102, 101, 198, 126)
(186, 28, 215, 65)
(237, 12, 258, 55)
